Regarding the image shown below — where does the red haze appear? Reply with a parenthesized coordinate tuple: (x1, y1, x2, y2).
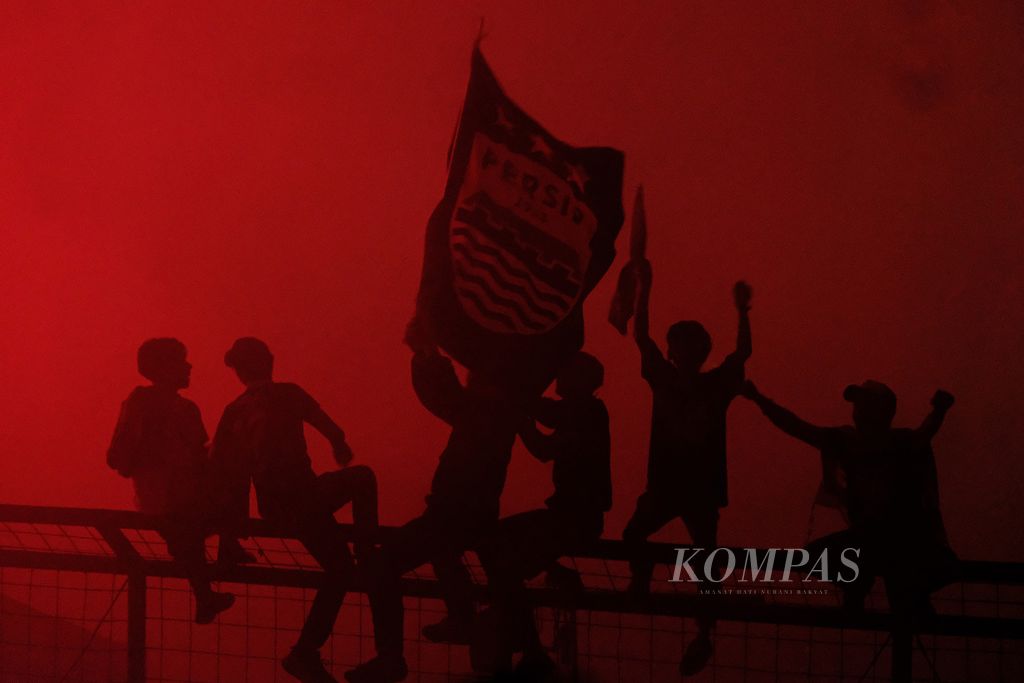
(1, 1, 1022, 561)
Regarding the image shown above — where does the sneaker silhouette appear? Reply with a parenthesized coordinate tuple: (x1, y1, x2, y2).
(544, 563, 584, 594)
(282, 647, 337, 683)
(679, 633, 713, 676)
(194, 591, 235, 625)
(421, 615, 474, 644)
(217, 539, 257, 566)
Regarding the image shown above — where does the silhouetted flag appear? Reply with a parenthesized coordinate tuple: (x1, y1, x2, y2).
(416, 47, 624, 390)
(608, 185, 647, 334)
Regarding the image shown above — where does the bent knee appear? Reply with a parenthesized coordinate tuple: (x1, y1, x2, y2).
(347, 464, 377, 490)
(622, 524, 647, 544)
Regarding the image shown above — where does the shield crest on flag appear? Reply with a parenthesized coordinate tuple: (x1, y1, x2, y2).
(416, 47, 624, 387)
(450, 131, 598, 334)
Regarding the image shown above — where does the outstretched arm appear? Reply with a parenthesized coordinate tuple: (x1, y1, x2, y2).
(406, 315, 466, 425)
(411, 352, 466, 425)
(916, 389, 955, 442)
(741, 381, 831, 450)
(306, 407, 353, 466)
(630, 258, 675, 384)
(531, 397, 562, 430)
(519, 418, 560, 463)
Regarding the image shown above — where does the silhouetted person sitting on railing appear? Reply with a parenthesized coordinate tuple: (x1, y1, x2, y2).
(211, 337, 378, 683)
(470, 350, 612, 678)
(740, 380, 959, 615)
(107, 338, 237, 625)
(621, 258, 752, 676)
(344, 318, 533, 683)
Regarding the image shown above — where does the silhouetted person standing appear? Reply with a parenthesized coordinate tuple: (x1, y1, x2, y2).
(741, 380, 958, 614)
(107, 338, 236, 624)
(211, 337, 378, 683)
(621, 259, 752, 676)
(473, 351, 612, 678)
(344, 318, 532, 683)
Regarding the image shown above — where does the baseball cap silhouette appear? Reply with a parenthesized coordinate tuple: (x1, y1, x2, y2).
(843, 380, 897, 423)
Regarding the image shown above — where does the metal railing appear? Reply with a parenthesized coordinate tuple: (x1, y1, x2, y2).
(2, 503, 1022, 682)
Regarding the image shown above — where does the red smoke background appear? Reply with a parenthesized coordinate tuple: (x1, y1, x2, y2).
(2, 1, 1022, 564)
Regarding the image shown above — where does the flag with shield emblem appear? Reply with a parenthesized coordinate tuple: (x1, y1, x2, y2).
(415, 47, 625, 390)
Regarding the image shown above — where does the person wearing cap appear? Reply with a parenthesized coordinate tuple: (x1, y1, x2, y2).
(620, 257, 754, 676)
(210, 337, 378, 683)
(740, 379, 958, 614)
(107, 338, 241, 625)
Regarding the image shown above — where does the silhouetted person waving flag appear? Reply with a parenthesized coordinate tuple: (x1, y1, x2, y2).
(471, 350, 612, 678)
(107, 338, 237, 625)
(741, 380, 959, 615)
(344, 319, 532, 683)
(346, 42, 624, 682)
(621, 259, 753, 676)
(211, 338, 378, 683)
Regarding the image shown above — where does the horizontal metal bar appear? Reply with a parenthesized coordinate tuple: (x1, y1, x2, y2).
(2, 503, 1023, 586)
(2, 546, 1022, 640)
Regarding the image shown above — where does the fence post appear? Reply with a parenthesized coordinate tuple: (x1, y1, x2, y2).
(890, 618, 912, 683)
(127, 570, 147, 683)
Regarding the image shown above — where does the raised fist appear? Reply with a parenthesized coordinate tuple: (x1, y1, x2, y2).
(931, 389, 955, 412)
(733, 281, 753, 311)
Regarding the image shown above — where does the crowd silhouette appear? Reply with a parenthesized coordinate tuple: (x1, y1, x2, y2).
(108, 258, 958, 683)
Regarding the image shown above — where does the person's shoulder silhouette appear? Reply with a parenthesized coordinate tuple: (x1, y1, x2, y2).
(108, 337, 205, 480)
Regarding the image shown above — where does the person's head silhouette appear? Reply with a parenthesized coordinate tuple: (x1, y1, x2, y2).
(137, 338, 191, 390)
(225, 337, 274, 386)
(844, 380, 897, 433)
(556, 351, 604, 399)
(666, 320, 712, 374)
